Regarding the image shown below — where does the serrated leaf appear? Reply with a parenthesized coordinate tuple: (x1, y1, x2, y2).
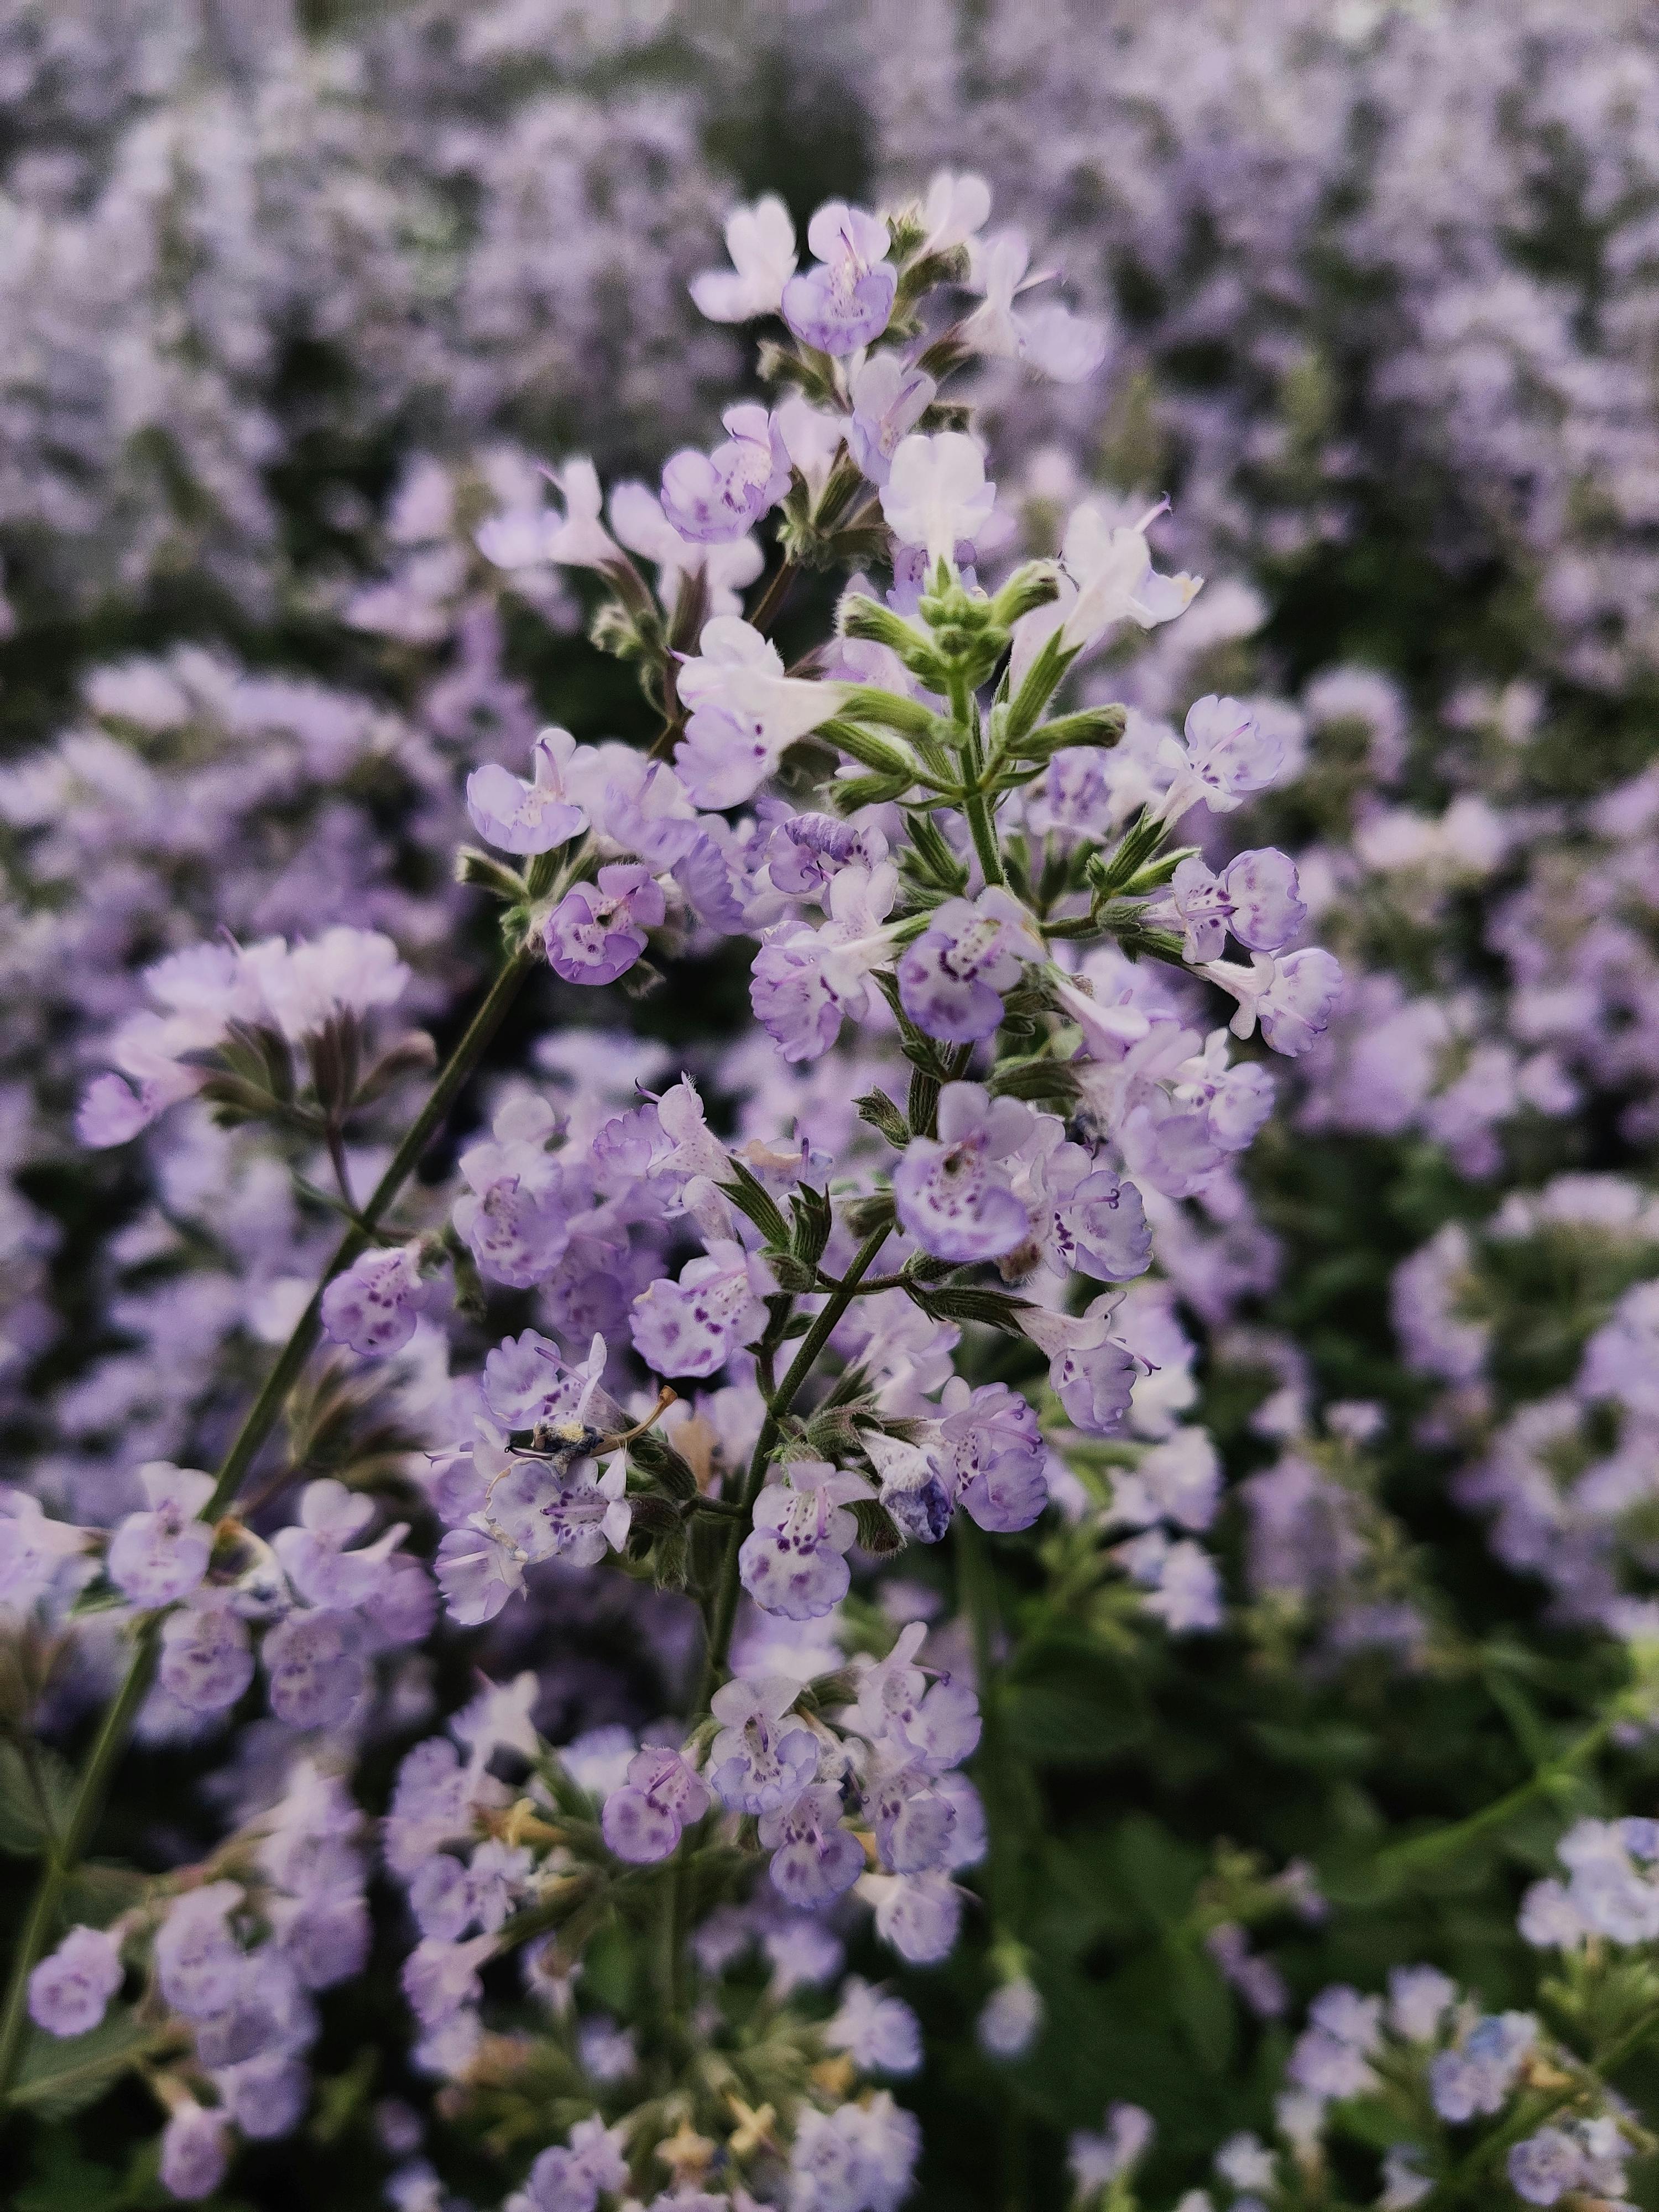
(8, 2009, 171, 2119)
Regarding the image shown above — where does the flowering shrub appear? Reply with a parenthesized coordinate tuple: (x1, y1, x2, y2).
(6, 8, 1659, 2212)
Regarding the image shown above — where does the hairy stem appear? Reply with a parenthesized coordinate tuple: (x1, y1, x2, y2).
(0, 941, 539, 2107)
(697, 1222, 893, 1707)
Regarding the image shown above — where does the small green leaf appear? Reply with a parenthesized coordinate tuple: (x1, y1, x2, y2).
(0, 1741, 75, 1858)
(8, 2008, 173, 2120)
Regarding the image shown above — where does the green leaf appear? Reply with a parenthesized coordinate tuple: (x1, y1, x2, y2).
(0, 1741, 75, 1858)
(8, 2009, 172, 2119)
(719, 1159, 790, 1249)
(789, 1183, 833, 1268)
(1002, 1685, 1145, 1767)
(855, 1089, 912, 1148)
(909, 1283, 1033, 1333)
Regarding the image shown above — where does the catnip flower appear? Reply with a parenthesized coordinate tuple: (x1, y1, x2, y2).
(1018, 1297, 1139, 1435)
(465, 728, 587, 854)
(320, 1244, 425, 1358)
(674, 616, 848, 808)
(1159, 694, 1288, 820)
(28, 1925, 124, 2037)
(895, 889, 1041, 1044)
(629, 1240, 773, 1378)
(1164, 848, 1307, 963)
(880, 432, 997, 570)
(708, 1675, 821, 1815)
(963, 229, 1108, 383)
(476, 457, 618, 572)
(542, 865, 665, 986)
(660, 405, 791, 545)
(738, 1462, 869, 1620)
(891, 1083, 1035, 1263)
(848, 354, 937, 486)
(782, 201, 896, 354)
(689, 194, 797, 322)
(107, 1462, 216, 1607)
(601, 1747, 711, 1863)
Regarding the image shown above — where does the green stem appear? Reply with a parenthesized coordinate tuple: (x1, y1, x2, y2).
(698, 1222, 893, 1707)
(963, 788, 1006, 886)
(0, 942, 539, 2109)
(1372, 1717, 1610, 1885)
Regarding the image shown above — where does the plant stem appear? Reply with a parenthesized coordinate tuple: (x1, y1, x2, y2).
(697, 1222, 893, 1708)
(1372, 1716, 1610, 1885)
(747, 556, 799, 641)
(0, 941, 539, 2108)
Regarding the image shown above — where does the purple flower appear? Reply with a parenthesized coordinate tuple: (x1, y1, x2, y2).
(826, 1978, 923, 2075)
(738, 1463, 868, 1620)
(1035, 1144, 1154, 1282)
(320, 1244, 424, 1358)
(453, 1095, 571, 1289)
(601, 1746, 711, 1864)
(107, 1462, 215, 1608)
(482, 1328, 612, 1431)
(1199, 948, 1344, 1059)
(28, 1926, 124, 2037)
(0, 1493, 91, 1609)
(273, 1479, 406, 1610)
(475, 1450, 632, 1571)
(708, 1674, 820, 1815)
(690, 194, 797, 322)
(978, 1978, 1045, 2059)
(761, 810, 890, 901)
(543, 864, 665, 987)
(660, 404, 791, 544)
(1508, 2130, 1589, 2207)
(1166, 848, 1306, 962)
(401, 1934, 494, 2028)
(848, 354, 937, 486)
(465, 728, 587, 855)
(781, 201, 896, 354)
(752, 854, 900, 1058)
(76, 1071, 158, 1147)
(629, 1239, 771, 1379)
(892, 1083, 1034, 1263)
(262, 1609, 367, 1730)
(760, 1783, 865, 1907)
(674, 616, 846, 810)
(1160, 695, 1287, 818)
(937, 1381, 1051, 1532)
(963, 230, 1109, 383)
(160, 2101, 231, 2203)
(864, 1764, 959, 1874)
(155, 1885, 244, 2020)
(1429, 2013, 1536, 2121)
(159, 1598, 255, 1714)
(1019, 1299, 1138, 1435)
(896, 890, 1041, 1044)
(866, 1870, 964, 1963)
